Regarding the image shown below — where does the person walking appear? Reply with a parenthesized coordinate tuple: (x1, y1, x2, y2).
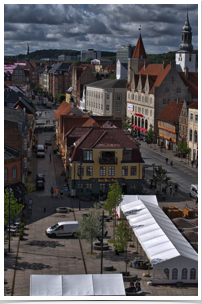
(191, 160, 194, 167)
(55, 187, 59, 198)
(165, 158, 168, 165)
(129, 281, 134, 292)
(169, 184, 172, 194)
(170, 161, 173, 167)
(49, 153, 52, 161)
(50, 186, 54, 198)
(60, 188, 63, 198)
(175, 184, 178, 193)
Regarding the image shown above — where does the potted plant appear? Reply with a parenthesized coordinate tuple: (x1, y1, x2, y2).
(20, 222, 25, 228)
(19, 231, 23, 240)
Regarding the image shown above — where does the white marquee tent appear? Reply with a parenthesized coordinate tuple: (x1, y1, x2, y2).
(117, 195, 198, 285)
(30, 274, 126, 296)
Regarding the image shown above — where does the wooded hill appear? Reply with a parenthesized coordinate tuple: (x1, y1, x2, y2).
(17, 49, 198, 66)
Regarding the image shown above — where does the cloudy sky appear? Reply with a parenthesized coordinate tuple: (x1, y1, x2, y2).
(4, 2, 199, 56)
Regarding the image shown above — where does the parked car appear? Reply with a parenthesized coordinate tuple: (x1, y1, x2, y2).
(37, 144, 45, 158)
(45, 139, 52, 146)
(36, 174, 45, 182)
(189, 184, 198, 198)
(36, 180, 45, 190)
(45, 221, 79, 238)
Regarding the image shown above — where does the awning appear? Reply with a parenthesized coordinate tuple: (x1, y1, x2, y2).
(140, 128, 144, 131)
(143, 129, 147, 133)
(136, 126, 140, 130)
(133, 125, 137, 129)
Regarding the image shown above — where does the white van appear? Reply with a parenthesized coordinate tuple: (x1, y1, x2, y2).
(37, 144, 45, 158)
(189, 184, 198, 198)
(45, 221, 79, 238)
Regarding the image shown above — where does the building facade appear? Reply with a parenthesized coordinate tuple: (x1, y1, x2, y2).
(85, 79, 127, 120)
(116, 44, 136, 64)
(67, 127, 144, 197)
(188, 101, 198, 161)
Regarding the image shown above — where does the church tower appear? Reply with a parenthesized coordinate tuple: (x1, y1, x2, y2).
(26, 44, 30, 62)
(128, 28, 151, 83)
(176, 6, 196, 72)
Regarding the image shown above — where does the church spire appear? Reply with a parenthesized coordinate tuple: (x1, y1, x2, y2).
(179, 5, 193, 52)
(26, 43, 30, 62)
(132, 31, 147, 59)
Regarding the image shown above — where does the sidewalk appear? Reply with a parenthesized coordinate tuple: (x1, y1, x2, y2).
(139, 140, 198, 171)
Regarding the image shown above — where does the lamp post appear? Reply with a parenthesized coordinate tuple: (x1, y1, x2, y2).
(100, 210, 104, 274)
(8, 183, 12, 252)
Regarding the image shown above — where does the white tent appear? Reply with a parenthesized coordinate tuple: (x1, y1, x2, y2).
(117, 195, 198, 285)
(30, 274, 126, 296)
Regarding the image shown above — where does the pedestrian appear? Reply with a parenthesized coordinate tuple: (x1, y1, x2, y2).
(55, 187, 59, 198)
(185, 204, 189, 209)
(175, 184, 178, 193)
(60, 188, 63, 198)
(50, 186, 54, 198)
(165, 158, 168, 164)
(170, 161, 173, 167)
(191, 160, 194, 167)
(135, 280, 141, 292)
(130, 281, 134, 292)
(49, 153, 52, 161)
(169, 184, 172, 194)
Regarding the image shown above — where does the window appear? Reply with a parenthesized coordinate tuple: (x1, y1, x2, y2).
(163, 268, 169, 280)
(101, 93, 103, 99)
(142, 96, 144, 102)
(190, 268, 196, 280)
(116, 105, 121, 112)
(94, 102, 95, 108)
(138, 107, 141, 113)
(99, 103, 100, 109)
(177, 87, 181, 93)
(123, 150, 132, 160)
(145, 96, 148, 103)
(100, 184, 105, 192)
(109, 166, 115, 176)
(131, 166, 137, 176)
(122, 166, 128, 176)
(145, 109, 148, 115)
(12, 166, 16, 178)
(195, 114, 198, 122)
(150, 110, 152, 116)
(128, 93, 130, 99)
(106, 105, 109, 112)
(77, 183, 83, 192)
(135, 95, 137, 101)
(142, 108, 144, 114)
(101, 104, 103, 110)
(83, 150, 93, 160)
(190, 113, 193, 121)
(172, 268, 178, 280)
(24, 158, 27, 169)
(189, 129, 192, 141)
(24, 138, 27, 150)
(194, 130, 197, 143)
(77, 166, 84, 177)
(100, 166, 106, 176)
(138, 95, 141, 101)
(86, 166, 93, 176)
(106, 94, 110, 100)
(86, 184, 92, 192)
(181, 268, 187, 280)
(4, 168, 7, 181)
(131, 94, 134, 100)
(117, 94, 121, 101)
(155, 268, 161, 280)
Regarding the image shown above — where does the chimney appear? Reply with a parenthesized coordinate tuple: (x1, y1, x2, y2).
(184, 67, 189, 78)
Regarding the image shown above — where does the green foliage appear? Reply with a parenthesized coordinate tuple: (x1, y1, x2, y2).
(103, 180, 123, 216)
(24, 175, 35, 198)
(76, 205, 105, 253)
(122, 116, 132, 131)
(109, 71, 116, 79)
(108, 220, 131, 252)
(34, 84, 43, 94)
(146, 126, 158, 143)
(153, 165, 168, 192)
(55, 93, 65, 103)
(4, 188, 24, 225)
(177, 138, 191, 156)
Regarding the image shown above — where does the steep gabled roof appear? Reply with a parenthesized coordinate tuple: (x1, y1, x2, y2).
(82, 117, 100, 127)
(157, 101, 183, 124)
(132, 35, 147, 59)
(139, 64, 170, 90)
(188, 100, 198, 109)
(178, 72, 198, 98)
(54, 101, 73, 121)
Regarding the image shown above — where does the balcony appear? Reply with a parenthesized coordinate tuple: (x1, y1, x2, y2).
(99, 157, 117, 165)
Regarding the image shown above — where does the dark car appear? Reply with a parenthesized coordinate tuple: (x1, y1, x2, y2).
(36, 180, 45, 190)
(36, 174, 45, 182)
(45, 139, 52, 146)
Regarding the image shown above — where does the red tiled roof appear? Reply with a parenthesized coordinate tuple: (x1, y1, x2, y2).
(157, 101, 183, 124)
(83, 113, 89, 118)
(178, 72, 198, 98)
(139, 64, 170, 89)
(132, 35, 147, 59)
(82, 118, 100, 127)
(62, 116, 90, 136)
(101, 121, 118, 128)
(188, 100, 198, 109)
(54, 101, 72, 121)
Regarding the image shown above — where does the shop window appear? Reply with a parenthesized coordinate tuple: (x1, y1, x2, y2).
(77, 183, 83, 192)
(86, 184, 92, 192)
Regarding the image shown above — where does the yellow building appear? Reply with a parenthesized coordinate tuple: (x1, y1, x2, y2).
(67, 127, 144, 197)
(65, 92, 71, 103)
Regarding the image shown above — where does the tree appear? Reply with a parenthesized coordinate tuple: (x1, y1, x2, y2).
(122, 116, 132, 132)
(108, 220, 131, 273)
(76, 204, 105, 254)
(4, 188, 24, 225)
(109, 71, 116, 79)
(34, 84, 42, 94)
(146, 126, 158, 144)
(153, 165, 167, 193)
(24, 175, 35, 203)
(177, 138, 191, 163)
(103, 180, 123, 239)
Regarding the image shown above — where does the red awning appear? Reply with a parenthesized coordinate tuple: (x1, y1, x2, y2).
(135, 113, 144, 118)
(133, 125, 137, 129)
(143, 129, 147, 133)
(140, 128, 144, 131)
(136, 126, 140, 130)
